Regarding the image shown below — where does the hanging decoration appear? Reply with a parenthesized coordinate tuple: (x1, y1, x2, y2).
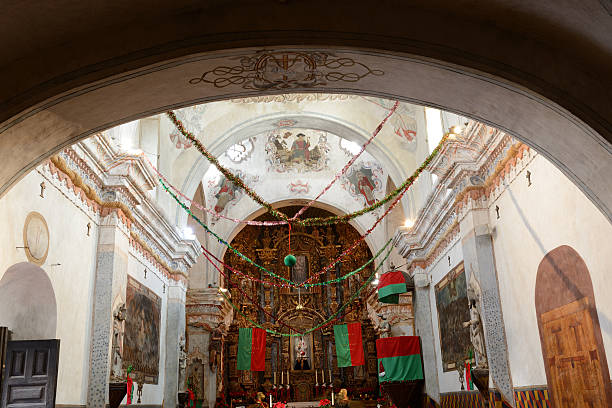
(237, 327, 266, 371)
(334, 322, 365, 367)
(154, 131, 449, 227)
(376, 336, 424, 383)
(162, 178, 401, 286)
(377, 270, 408, 304)
(218, 246, 391, 336)
(200, 237, 392, 289)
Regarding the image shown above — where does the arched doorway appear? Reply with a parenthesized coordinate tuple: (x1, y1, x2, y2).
(0, 262, 57, 340)
(535, 245, 612, 407)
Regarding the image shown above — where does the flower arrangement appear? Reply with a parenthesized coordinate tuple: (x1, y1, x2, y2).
(319, 399, 332, 408)
(273, 403, 286, 408)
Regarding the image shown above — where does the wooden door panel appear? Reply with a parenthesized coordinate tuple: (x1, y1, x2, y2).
(1, 340, 59, 408)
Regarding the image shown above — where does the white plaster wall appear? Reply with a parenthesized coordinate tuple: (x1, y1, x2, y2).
(427, 239, 465, 393)
(0, 169, 98, 405)
(123, 251, 171, 405)
(489, 153, 612, 387)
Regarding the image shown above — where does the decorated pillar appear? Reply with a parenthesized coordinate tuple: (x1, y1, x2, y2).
(412, 268, 440, 403)
(87, 209, 131, 408)
(459, 206, 514, 406)
(163, 285, 187, 408)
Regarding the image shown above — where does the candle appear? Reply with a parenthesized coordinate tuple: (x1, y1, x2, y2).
(274, 372, 276, 384)
(329, 368, 332, 382)
(315, 370, 318, 383)
(287, 370, 290, 384)
(281, 371, 284, 384)
(322, 369, 325, 383)
(332, 390, 335, 406)
(269, 394, 272, 408)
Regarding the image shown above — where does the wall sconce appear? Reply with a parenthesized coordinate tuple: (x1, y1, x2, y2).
(526, 171, 532, 187)
(495, 205, 500, 219)
(39, 181, 46, 198)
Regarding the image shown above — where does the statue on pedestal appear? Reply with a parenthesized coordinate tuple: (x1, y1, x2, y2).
(110, 303, 126, 381)
(463, 272, 488, 368)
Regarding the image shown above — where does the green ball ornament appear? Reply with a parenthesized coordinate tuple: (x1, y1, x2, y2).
(284, 254, 297, 267)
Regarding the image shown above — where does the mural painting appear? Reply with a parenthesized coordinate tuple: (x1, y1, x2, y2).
(434, 263, 472, 372)
(208, 170, 259, 215)
(363, 97, 418, 149)
(124, 276, 161, 383)
(342, 162, 383, 206)
(265, 130, 330, 173)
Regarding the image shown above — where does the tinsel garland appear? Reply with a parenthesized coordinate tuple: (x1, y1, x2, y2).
(290, 101, 399, 220)
(218, 246, 391, 336)
(167, 111, 290, 221)
(201, 237, 392, 288)
(165, 109, 448, 226)
(163, 175, 407, 286)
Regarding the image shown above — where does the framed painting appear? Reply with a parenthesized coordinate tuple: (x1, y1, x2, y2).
(434, 263, 471, 372)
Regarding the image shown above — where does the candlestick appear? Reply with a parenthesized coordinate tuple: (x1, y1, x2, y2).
(287, 370, 290, 384)
(315, 370, 318, 383)
(274, 372, 276, 384)
(322, 369, 325, 383)
(281, 371, 284, 384)
(332, 390, 335, 406)
(329, 368, 332, 383)
(269, 394, 272, 408)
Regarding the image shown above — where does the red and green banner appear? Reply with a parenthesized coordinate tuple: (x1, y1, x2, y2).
(376, 336, 423, 383)
(333, 322, 365, 367)
(377, 271, 407, 304)
(238, 327, 266, 371)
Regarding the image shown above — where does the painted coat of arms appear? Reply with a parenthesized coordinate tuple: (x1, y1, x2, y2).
(342, 162, 383, 206)
(265, 130, 330, 173)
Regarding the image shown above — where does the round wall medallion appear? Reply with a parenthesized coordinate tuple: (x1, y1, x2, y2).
(23, 212, 49, 265)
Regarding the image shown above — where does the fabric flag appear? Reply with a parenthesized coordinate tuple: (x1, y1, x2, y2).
(237, 327, 266, 371)
(376, 336, 423, 382)
(377, 271, 407, 304)
(333, 322, 365, 367)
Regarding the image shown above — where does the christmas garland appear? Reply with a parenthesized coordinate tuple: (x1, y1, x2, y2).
(201, 237, 392, 288)
(218, 245, 390, 336)
(162, 174, 407, 286)
(164, 110, 448, 226)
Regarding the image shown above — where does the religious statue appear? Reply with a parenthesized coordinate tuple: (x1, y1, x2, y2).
(294, 336, 311, 370)
(376, 313, 391, 338)
(463, 272, 488, 368)
(178, 335, 187, 391)
(110, 303, 126, 381)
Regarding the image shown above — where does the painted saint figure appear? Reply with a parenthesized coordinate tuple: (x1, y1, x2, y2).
(290, 133, 311, 162)
(214, 176, 238, 213)
(356, 169, 376, 205)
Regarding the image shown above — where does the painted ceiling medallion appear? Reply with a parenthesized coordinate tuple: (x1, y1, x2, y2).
(23, 211, 50, 265)
(189, 51, 383, 90)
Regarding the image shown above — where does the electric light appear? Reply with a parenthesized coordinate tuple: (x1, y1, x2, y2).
(404, 219, 415, 228)
(451, 125, 463, 134)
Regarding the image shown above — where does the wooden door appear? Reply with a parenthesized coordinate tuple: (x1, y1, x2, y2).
(0, 340, 60, 408)
(541, 298, 606, 407)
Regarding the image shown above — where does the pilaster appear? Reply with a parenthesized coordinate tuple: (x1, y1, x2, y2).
(460, 207, 514, 407)
(87, 210, 130, 408)
(413, 269, 440, 403)
(163, 285, 187, 408)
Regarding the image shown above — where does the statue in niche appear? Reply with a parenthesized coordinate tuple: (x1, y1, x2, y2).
(110, 303, 127, 381)
(293, 335, 311, 370)
(463, 272, 488, 368)
(178, 335, 187, 391)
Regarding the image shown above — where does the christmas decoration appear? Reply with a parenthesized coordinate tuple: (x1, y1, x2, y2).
(376, 336, 423, 383)
(237, 328, 266, 371)
(283, 254, 297, 267)
(334, 322, 365, 367)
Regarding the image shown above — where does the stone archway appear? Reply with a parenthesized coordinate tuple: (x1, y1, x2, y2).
(0, 262, 58, 340)
(0, 27, 610, 224)
(535, 245, 612, 407)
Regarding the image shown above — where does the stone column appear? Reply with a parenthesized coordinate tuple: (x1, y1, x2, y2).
(87, 210, 130, 408)
(163, 284, 187, 408)
(413, 269, 440, 404)
(460, 208, 514, 407)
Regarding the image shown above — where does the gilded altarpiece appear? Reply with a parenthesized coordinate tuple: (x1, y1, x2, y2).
(223, 207, 379, 402)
